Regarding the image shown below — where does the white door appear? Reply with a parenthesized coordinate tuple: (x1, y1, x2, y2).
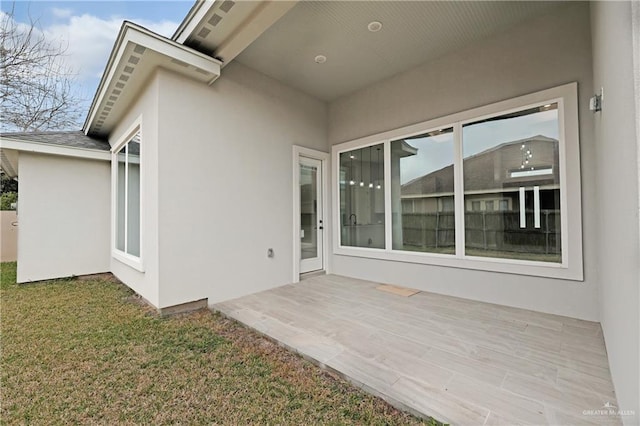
(299, 156, 323, 273)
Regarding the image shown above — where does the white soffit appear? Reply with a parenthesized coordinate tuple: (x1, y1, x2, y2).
(0, 149, 19, 178)
(235, 1, 565, 101)
(174, 0, 297, 65)
(84, 22, 221, 137)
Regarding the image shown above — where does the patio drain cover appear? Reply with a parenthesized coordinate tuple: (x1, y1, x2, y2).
(376, 284, 420, 297)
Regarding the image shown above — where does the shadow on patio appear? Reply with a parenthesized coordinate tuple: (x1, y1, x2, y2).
(213, 274, 620, 425)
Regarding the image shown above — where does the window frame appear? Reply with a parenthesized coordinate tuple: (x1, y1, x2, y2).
(111, 119, 144, 272)
(331, 83, 583, 281)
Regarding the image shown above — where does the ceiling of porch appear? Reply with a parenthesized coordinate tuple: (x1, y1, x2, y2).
(235, 1, 565, 102)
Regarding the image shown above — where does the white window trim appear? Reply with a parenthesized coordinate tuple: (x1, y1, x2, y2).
(111, 117, 144, 272)
(331, 83, 583, 281)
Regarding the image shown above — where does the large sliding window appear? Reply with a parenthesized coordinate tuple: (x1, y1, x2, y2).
(333, 84, 582, 280)
(115, 130, 141, 259)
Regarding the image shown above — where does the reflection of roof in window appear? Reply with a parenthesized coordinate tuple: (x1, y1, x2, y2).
(401, 135, 559, 196)
(125, 131, 141, 155)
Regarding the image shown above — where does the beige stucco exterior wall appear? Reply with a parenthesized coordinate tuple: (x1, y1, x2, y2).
(16, 153, 110, 282)
(108, 72, 161, 307)
(155, 64, 327, 308)
(591, 1, 640, 423)
(1, 211, 18, 262)
(327, 2, 599, 321)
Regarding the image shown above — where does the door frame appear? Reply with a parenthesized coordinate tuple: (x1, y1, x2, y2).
(292, 145, 330, 283)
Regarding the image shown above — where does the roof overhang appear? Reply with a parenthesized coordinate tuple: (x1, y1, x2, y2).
(0, 149, 19, 178)
(0, 137, 112, 178)
(83, 22, 221, 137)
(0, 138, 111, 162)
(173, 0, 297, 66)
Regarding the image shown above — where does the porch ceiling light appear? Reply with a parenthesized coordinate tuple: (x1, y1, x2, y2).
(367, 21, 383, 32)
(314, 54, 327, 64)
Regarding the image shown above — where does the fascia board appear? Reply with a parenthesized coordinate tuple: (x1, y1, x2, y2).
(127, 26, 221, 75)
(173, 0, 217, 43)
(0, 139, 111, 161)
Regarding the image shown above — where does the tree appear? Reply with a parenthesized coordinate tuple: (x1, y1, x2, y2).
(0, 171, 18, 210)
(0, 6, 83, 132)
(1, 171, 17, 192)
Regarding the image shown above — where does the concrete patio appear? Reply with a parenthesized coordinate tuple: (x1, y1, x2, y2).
(213, 274, 621, 425)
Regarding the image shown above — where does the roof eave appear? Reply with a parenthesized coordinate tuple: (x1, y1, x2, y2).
(0, 138, 111, 161)
(83, 21, 221, 137)
(172, 0, 216, 43)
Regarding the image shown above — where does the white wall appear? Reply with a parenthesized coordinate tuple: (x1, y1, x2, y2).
(328, 2, 599, 320)
(16, 153, 110, 282)
(591, 2, 640, 423)
(108, 73, 161, 307)
(156, 64, 327, 307)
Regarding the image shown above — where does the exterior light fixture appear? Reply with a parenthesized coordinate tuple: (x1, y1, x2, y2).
(314, 55, 327, 64)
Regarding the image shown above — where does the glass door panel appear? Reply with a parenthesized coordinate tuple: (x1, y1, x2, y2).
(300, 156, 323, 273)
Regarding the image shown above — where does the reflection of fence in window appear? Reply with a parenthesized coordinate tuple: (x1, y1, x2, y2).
(401, 210, 561, 259)
(401, 212, 455, 250)
(464, 210, 561, 257)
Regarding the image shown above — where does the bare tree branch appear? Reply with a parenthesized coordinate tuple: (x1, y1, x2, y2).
(1, 5, 83, 131)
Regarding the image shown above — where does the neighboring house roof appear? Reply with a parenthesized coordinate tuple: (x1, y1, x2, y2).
(0, 131, 110, 151)
(401, 135, 559, 197)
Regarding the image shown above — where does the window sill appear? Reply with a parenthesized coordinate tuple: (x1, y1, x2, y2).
(112, 250, 144, 272)
(333, 245, 582, 281)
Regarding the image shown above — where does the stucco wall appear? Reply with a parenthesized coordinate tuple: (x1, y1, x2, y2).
(108, 73, 161, 307)
(156, 64, 327, 308)
(16, 153, 110, 282)
(591, 1, 640, 423)
(328, 2, 599, 320)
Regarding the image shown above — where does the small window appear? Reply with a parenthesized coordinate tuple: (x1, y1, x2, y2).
(485, 200, 495, 211)
(115, 131, 141, 258)
(440, 197, 454, 212)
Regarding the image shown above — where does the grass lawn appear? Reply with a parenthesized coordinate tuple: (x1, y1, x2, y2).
(0, 263, 436, 425)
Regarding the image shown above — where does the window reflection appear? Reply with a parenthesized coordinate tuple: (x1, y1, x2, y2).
(390, 128, 455, 254)
(339, 144, 385, 248)
(462, 103, 561, 262)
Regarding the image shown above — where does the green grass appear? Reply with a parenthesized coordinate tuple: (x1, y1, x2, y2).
(0, 263, 440, 425)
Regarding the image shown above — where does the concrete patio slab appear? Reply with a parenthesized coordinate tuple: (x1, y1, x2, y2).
(212, 274, 621, 425)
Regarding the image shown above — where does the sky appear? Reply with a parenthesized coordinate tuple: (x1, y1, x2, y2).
(1, 1, 194, 127)
(399, 108, 559, 184)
